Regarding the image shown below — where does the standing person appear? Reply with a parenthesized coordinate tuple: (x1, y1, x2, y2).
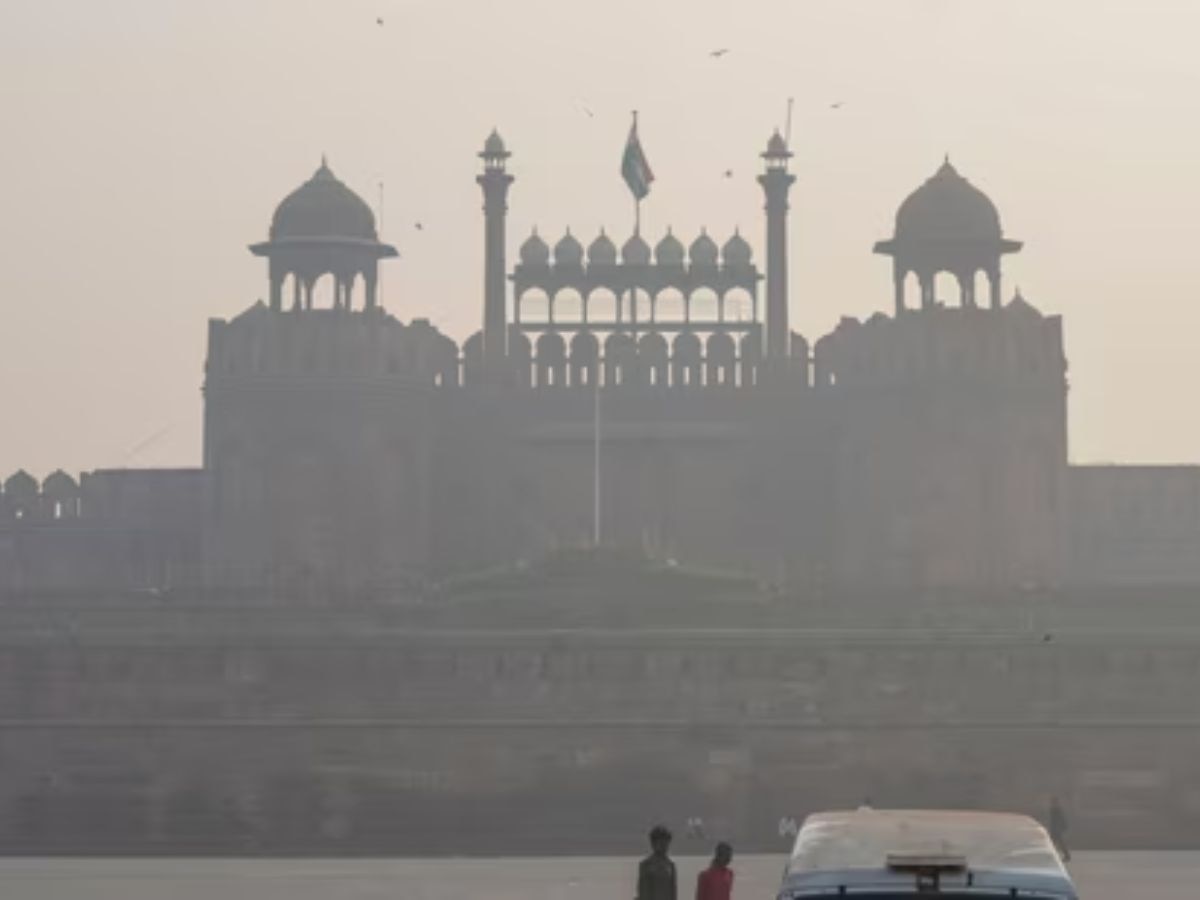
(696, 842, 734, 900)
(1048, 796, 1070, 862)
(636, 825, 677, 900)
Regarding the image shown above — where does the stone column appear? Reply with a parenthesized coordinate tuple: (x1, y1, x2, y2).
(477, 137, 515, 378)
(919, 273, 935, 309)
(758, 164, 797, 361)
(958, 272, 976, 308)
(364, 267, 378, 310)
(269, 262, 283, 311)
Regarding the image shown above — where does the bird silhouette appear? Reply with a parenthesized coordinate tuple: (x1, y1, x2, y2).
(830, 101, 845, 109)
(376, 16, 384, 26)
(710, 48, 730, 58)
(723, 169, 734, 178)
(414, 222, 424, 231)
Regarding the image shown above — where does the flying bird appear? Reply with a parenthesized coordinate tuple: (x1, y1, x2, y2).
(709, 48, 730, 58)
(376, 16, 384, 26)
(723, 169, 733, 178)
(830, 101, 845, 109)
(414, 222, 424, 231)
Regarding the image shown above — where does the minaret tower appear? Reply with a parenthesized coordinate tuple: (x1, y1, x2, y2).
(477, 130, 514, 374)
(758, 130, 796, 363)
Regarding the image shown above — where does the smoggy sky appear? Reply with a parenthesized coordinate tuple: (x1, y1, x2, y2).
(1, 0, 1198, 477)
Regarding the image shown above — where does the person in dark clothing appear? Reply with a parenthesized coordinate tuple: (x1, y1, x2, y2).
(636, 824, 677, 900)
(1048, 796, 1070, 862)
(696, 841, 734, 900)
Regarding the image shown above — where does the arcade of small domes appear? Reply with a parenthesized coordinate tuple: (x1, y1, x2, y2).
(512, 229, 760, 330)
(245, 133, 1030, 390)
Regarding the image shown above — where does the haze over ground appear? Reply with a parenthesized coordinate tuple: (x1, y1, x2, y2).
(1, 0, 1197, 476)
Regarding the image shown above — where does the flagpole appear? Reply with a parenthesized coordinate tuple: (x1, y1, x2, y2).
(632, 110, 642, 235)
(593, 364, 601, 546)
(631, 111, 641, 336)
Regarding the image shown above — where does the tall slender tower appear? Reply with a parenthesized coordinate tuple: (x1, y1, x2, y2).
(477, 130, 514, 374)
(758, 131, 796, 362)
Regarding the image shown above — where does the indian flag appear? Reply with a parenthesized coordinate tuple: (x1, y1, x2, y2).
(621, 114, 654, 201)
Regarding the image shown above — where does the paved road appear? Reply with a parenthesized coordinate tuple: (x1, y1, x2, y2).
(0, 852, 1189, 899)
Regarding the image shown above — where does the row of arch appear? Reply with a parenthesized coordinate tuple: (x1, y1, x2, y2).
(466, 329, 793, 389)
(1, 470, 81, 521)
(514, 286, 757, 328)
(893, 267, 1003, 313)
(268, 271, 379, 313)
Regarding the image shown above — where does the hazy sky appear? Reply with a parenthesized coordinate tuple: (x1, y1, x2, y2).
(1, 0, 1198, 476)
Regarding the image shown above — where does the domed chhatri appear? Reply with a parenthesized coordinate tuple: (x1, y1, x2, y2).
(42, 469, 78, 495)
(270, 158, 378, 242)
(655, 229, 685, 267)
(722, 230, 753, 267)
(3, 470, 38, 508)
(587, 230, 617, 267)
(874, 156, 1022, 313)
(519, 228, 551, 267)
(252, 157, 397, 313)
(553, 229, 584, 267)
(689, 230, 719, 267)
(621, 232, 651, 266)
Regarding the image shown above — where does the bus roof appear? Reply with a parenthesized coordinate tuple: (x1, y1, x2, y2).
(781, 809, 1075, 898)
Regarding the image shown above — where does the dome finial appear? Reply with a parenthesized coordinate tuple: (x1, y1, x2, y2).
(481, 129, 510, 160)
(764, 129, 792, 161)
(312, 153, 335, 181)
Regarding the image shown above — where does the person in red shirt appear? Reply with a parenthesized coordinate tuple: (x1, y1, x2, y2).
(695, 842, 734, 900)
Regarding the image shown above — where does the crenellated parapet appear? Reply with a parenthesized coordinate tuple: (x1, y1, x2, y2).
(205, 303, 460, 387)
(486, 324, 768, 389)
(813, 292, 1066, 390)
